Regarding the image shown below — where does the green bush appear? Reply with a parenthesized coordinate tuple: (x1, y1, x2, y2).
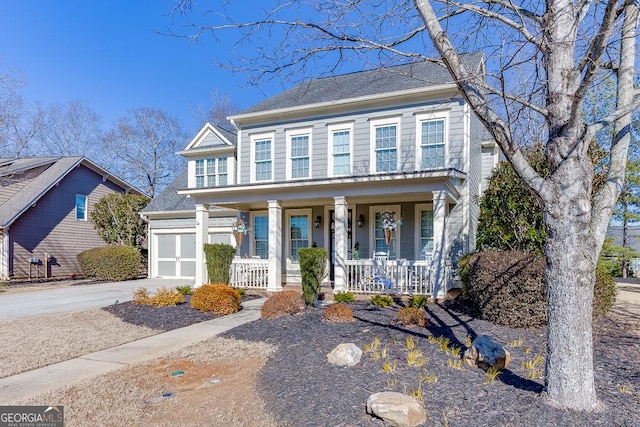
(298, 247, 328, 306)
(176, 285, 193, 296)
(77, 245, 141, 281)
(462, 250, 618, 328)
(370, 294, 394, 308)
(334, 291, 356, 303)
(204, 243, 236, 284)
(408, 295, 429, 309)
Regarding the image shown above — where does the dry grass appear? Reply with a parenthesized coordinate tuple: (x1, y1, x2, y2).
(0, 309, 159, 378)
(19, 337, 282, 427)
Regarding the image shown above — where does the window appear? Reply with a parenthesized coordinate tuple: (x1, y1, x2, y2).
(328, 123, 353, 176)
(417, 111, 448, 170)
(286, 129, 311, 179)
(195, 157, 228, 188)
(75, 194, 87, 220)
(253, 214, 268, 259)
(254, 137, 273, 182)
(419, 209, 434, 258)
(371, 117, 400, 173)
(371, 205, 400, 259)
(288, 211, 310, 262)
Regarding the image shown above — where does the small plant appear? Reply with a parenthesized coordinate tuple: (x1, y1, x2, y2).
(524, 346, 532, 354)
(406, 335, 416, 350)
(428, 335, 438, 344)
(133, 287, 150, 304)
(508, 338, 524, 348)
(175, 285, 193, 296)
(464, 334, 473, 347)
(323, 303, 354, 322)
(408, 295, 429, 308)
(370, 337, 381, 351)
(404, 381, 424, 401)
(439, 337, 451, 353)
(406, 349, 426, 367)
(260, 291, 305, 319)
(381, 345, 388, 359)
(133, 286, 184, 307)
(191, 283, 241, 315)
(619, 385, 632, 394)
(449, 346, 462, 357)
(370, 294, 394, 307)
(419, 372, 438, 383)
(484, 366, 501, 384)
(386, 379, 398, 387)
(333, 291, 356, 303)
(234, 287, 246, 298)
(396, 307, 427, 327)
(382, 359, 397, 373)
(447, 359, 462, 370)
(522, 354, 545, 380)
(371, 351, 382, 361)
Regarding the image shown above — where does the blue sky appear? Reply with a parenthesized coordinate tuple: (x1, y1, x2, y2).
(0, 1, 275, 134)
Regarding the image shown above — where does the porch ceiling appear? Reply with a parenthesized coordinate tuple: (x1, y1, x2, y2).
(180, 170, 464, 210)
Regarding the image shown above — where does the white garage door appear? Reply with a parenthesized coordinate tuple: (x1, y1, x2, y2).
(156, 234, 196, 279)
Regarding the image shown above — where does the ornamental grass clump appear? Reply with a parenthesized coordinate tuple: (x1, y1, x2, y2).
(323, 303, 354, 323)
(190, 283, 241, 315)
(395, 307, 427, 327)
(261, 291, 305, 319)
(132, 287, 184, 307)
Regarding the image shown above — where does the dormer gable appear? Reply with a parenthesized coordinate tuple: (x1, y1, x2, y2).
(178, 123, 237, 188)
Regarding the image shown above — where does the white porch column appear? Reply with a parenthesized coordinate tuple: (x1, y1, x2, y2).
(267, 200, 282, 292)
(432, 191, 448, 300)
(333, 196, 348, 293)
(194, 203, 209, 287)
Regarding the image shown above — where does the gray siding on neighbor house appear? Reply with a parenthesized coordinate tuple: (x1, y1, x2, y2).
(9, 166, 126, 279)
(238, 97, 468, 184)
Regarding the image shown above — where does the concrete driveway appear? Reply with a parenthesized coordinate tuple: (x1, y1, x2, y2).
(0, 278, 194, 321)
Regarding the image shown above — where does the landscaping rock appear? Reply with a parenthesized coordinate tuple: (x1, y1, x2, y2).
(327, 343, 362, 367)
(463, 335, 511, 370)
(366, 391, 426, 427)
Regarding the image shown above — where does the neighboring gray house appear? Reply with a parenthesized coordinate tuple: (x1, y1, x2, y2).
(0, 157, 145, 280)
(144, 54, 500, 297)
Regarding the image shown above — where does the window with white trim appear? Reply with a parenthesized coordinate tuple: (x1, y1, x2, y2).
(287, 129, 311, 179)
(75, 194, 87, 220)
(253, 135, 273, 182)
(287, 210, 311, 262)
(328, 123, 353, 176)
(371, 117, 400, 173)
(195, 157, 228, 188)
(252, 213, 268, 259)
(416, 111, 448, 170)
(418, 209, 434, 258)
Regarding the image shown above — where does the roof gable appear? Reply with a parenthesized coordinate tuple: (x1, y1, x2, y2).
(183, 123, 237, 151)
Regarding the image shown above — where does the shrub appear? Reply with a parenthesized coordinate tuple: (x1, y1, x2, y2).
(370, 294, 394, 308)
(176, 285, 193, 296)
(396, 307, 427, 327)
(463, 250, 618, 328)
(323, 303, 354, 322)
(90, 193, 150, 248)
(408, 295, 429, 309)
(203, 243, 237, 284)
(298, 247, 328, 306)
(190, 283, 241, 315)
(234, 287, 246, 298)
(77, 245, 140, 281)
(334, 291, 356, 304)
(261, 291, 305, 319)
(132, 287, 150, 304)
(132, 286, 184, 307)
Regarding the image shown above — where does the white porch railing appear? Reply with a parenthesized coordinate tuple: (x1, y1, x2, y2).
(345, 259, 433, 295)
(230, 258, 269, 289)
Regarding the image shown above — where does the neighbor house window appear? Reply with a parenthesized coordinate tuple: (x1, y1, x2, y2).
(253, 214, 268, 259)
(195, 157, 227, 188)
(328, 122, 353, 176)
(287, 211, 310, 262)
(287, 128, 311, 179)
(417, 111, 448, 170)
(75, 194, 87, 220)
(371, 117, 400, 173)
(253, 135, 273, 182)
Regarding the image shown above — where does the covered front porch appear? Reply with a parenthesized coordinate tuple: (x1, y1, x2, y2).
(183, 171, 466, 298)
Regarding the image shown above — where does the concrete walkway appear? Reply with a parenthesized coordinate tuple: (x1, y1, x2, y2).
(613, 279, 640, 321)
(0, 297, 264, 404)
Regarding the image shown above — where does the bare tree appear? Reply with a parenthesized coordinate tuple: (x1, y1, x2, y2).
(172, 0, 639, 411)
(36, 99, 104, 159)
(189, 89, 239, 129)
(102, 107, 186, 197)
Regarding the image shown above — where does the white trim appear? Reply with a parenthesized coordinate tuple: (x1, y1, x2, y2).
(369, 205, 401, 259)
(415, 110, 449, 171)
(285, 208, 312, 268)
(370, 116, 402, 174)
(285, 127, 313, 180)
(414, 203, 434, 260)
(250, 131, 275, 183)
(75, 194, 88, 221)
(249, 210, 269, 258)
(327, 122, 354, 177)
(183, 122, 234, 151)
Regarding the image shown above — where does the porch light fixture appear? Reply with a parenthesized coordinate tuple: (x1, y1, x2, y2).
(357, 214, 364, 228)
(314, 216, 321, 228)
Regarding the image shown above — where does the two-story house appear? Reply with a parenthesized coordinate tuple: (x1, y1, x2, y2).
(143, 53, 499, 298)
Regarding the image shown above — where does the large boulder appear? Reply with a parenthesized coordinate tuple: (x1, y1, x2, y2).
(366, 392, 426, 427)
(327, 343, 362, 367)
(463, 335, 511, 370)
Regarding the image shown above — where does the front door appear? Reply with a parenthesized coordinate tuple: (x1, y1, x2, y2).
(329, 209, 353, 280)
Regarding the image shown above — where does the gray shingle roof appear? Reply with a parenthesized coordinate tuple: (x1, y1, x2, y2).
(239, 52, 484, 115)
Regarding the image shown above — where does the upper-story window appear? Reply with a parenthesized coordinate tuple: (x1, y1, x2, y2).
(75, 194, 87, 220)
(286, 128, 311, 179)
(195, 157, 228, 188)
(251, 133, 274, 182)
(328, 122, 353, 176)
(370, 117, 400, 173)
(416, 111, 448, 170)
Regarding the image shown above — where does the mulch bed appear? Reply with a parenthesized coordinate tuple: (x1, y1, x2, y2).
(106, 298, 640, 426)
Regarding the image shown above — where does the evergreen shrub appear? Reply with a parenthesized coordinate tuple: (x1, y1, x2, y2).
(203, 243, 236, 284)
(395, 307, 427, 327)
(323, 303, 354, 322)
(298, 247, 328, 306)
(77, 245, 140, 281)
